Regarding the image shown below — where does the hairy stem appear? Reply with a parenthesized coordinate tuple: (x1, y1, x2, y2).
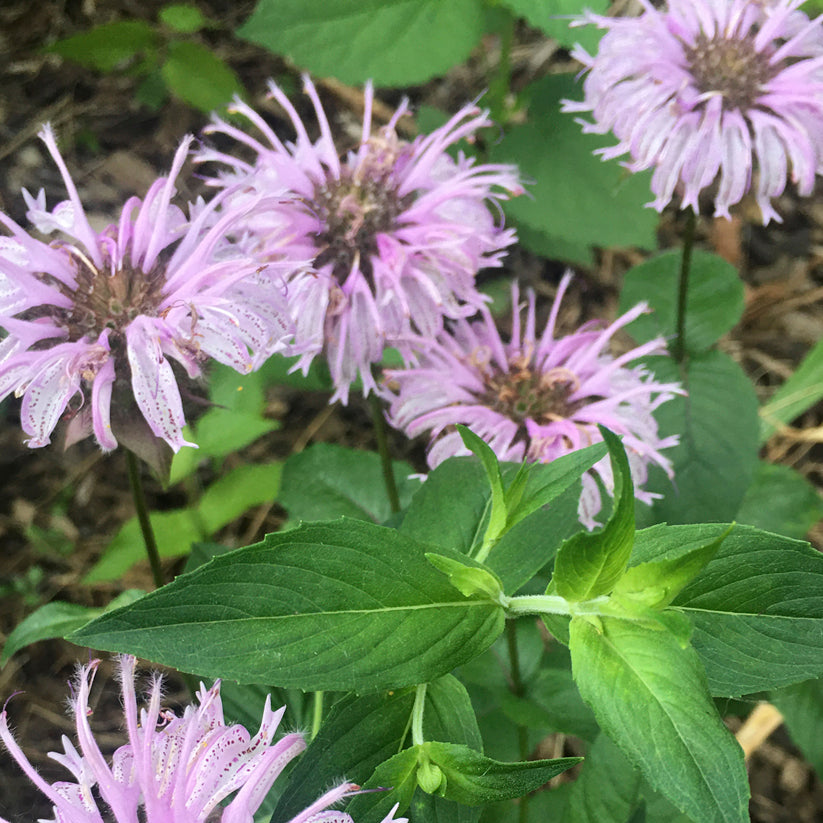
(311, 691, 324, 741)
(370, 392, 401, 514)
(125, 449, 164, 589)
(506, 621, 530, 823)
(673, 207, 697, 363)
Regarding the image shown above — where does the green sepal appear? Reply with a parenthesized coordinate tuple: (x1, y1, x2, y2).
(612, 526, 733, 610)
(421, 741, 580, 805)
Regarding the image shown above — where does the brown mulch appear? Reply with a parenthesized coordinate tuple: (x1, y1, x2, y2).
(1, 1, 822, 821)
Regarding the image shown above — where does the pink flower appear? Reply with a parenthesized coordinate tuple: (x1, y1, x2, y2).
(563, 0, 823, 223)
(198, 76, 522, 402)
(383, 274, 683, 527)
(0, 655, 407, 823)
(0, 125, 295, 453)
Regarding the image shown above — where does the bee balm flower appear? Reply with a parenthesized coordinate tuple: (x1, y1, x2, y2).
(0, 125, 295, 453)
(0, 656, 407, 823)
(199, 76, 522, 402)
(384, 274, 683, 527)
(563, 0, 823, 223)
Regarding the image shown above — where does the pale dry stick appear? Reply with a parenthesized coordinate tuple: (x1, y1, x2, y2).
(735, 702, 785, 762)
(317, 76, 417, 136)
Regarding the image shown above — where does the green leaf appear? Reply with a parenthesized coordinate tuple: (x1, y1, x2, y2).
(401, 458, 490, 551)
(424, 741, 579, 805)
(2, 591, 144, 663)
(401, 447, 602, 593)
(237, 0, 489, 86)
(486, 480, 585, 594)
(499, 0, 608, 51)
(612, 526, 730, 610)
(349, 747, 421, 823)
(570, 616, 750, 823)
(632, 523, 823, 695)
(70, 520, 505, 691)
(84, 509, 203, 582)
(159, 3, 208, 32)
(279, 443, 419, 523)
(409, 789, 480, 823)
(772, 678, 823, 779)
(458, 426, 507, 551)
(568, 733, 692, 823)
(643, 351, 759, 525)
(759, 334, 823, 441)
(426, 554, 504, 600)
(737, 461, 823, 540)
(490, 75, 657, 263)
(553, 429, 635, 601)
(425, 675, 484, 751)
(161, 40, 243, 112)
(169, 363, 279, 483)
(86, 462, 282, 582)
(619, 250, 744, 354)
(47, 21, 158, 71)
(197, 462, 282, 533)
(274, 689, 417, 821)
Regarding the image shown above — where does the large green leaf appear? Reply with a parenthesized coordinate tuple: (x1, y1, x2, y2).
(568, 733, 692, 823)
(491, 74, 658, 263)
(279, 443, 419, 524)
(619, 250, 744, 354)
(643, 351, 759, 525)
(70, 520, 505, 691)
(570, 616, 750, 823)
(274, 688, 417, 821)
(237, 0, 489, 86)
(632, 523, 823, 695)
(499, 0, 608, 51)
(736, 461, 823, 540)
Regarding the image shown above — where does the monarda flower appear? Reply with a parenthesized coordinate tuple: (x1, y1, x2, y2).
(383, 274, 683, 527)
(0, 655, 407, 823)
(0, 125, 295, 454)
(199, 76, 522, 402)
(562, 0, 823, 223)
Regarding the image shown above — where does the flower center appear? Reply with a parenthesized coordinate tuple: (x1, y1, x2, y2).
(482, 357, 583, 425)
(684, 32, 777, 111)
(52, 246, 166, 346)
(310, 138, 412, 285)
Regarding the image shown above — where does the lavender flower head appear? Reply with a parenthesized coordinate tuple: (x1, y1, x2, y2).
(562, 0, 823, 223)
(0, 125, 295, 453)
(199, 76, 522, 402)
(384, 274, 683, 527)
(0, 655, 407, 823)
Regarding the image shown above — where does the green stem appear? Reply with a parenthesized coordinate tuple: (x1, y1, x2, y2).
(411, 683, 428, 746)
(673, 208, 697, 363)
(125, 449, 164, 589)
(311, 691, 324, 741)
(370, 392, 401, 514)
(488, 9, 515, 125)
(506, 621, 530, 823)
